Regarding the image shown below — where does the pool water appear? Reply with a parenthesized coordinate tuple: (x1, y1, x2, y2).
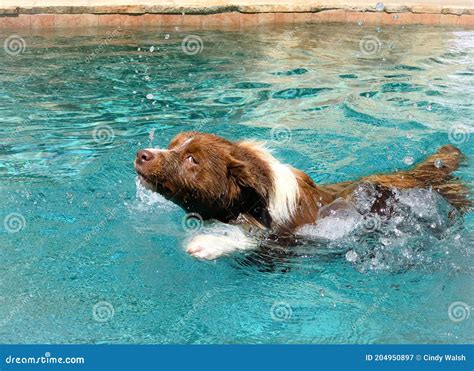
(0, 23, 473, 344)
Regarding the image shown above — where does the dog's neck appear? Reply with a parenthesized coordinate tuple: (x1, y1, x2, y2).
(235, 141, 338, 233)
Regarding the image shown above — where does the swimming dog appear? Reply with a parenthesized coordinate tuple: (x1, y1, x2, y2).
(134, 131, 470, 260)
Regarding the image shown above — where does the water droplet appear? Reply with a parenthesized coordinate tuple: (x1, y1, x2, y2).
(346, 250, 358, 262)
(375, 2, 385, 11)
(149, 128, 155, 140)
(165, 34, 170, 40)
(434, 159, 444, 169)
(146, 93, 154, 100)
(149, 46, 155, 52)
(426, 104, 433, 111)
(403, 156, 414, 165)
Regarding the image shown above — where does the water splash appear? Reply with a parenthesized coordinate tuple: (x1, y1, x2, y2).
(296, 186, 462, 273)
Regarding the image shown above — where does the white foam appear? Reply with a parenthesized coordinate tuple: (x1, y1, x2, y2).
(297, 199, 363, 241)
(133, 177, 177, 211)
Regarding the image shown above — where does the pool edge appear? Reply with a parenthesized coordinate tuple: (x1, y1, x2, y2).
(0, 7, 474, 29)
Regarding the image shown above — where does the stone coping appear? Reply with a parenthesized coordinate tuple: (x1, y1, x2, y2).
(1, 1, 473, 16)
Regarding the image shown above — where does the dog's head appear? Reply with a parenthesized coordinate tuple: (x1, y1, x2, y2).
(134, 131, 272, 222)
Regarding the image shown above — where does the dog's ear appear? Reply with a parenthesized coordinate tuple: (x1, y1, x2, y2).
(227, 158, 251, 185)
(227, 157, 268, 199)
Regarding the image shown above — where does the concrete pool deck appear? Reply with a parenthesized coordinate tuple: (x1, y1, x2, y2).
(0, 1, 473, 29)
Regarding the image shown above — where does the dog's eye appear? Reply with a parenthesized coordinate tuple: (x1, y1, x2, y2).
(185, 155, 197, 165)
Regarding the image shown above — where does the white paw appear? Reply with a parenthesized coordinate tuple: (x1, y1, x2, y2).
(186, 235, 227, 260)
(186, 229, 258, 260)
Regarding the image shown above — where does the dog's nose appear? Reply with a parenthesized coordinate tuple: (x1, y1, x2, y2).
(136, 150, 154, 162)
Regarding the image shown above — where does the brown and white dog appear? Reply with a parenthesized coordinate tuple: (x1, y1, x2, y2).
(134, 131, 470, 260)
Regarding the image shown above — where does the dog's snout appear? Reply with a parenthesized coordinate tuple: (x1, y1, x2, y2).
(136, 150, 154, 163)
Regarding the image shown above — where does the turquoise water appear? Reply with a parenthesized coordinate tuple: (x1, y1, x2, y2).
(0, 24, 473, 344)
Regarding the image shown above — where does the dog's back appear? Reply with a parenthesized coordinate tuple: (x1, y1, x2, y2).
(324, 144, 471, 213)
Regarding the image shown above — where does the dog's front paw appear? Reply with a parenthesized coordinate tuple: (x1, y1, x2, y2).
(186, 235, 227, 260)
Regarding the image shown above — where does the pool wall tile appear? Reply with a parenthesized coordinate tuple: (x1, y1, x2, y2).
(345, 11, 365, 25)
(121, 15, 142, 28)
(98, 14, 122, 27)
(78, 14, 99, 28)
(399, 12, 422, 24)
(141, 14, 163, 28)
(419, 14, 441, 25)
(216, 12, 241, 29)
(382, 12, 402, 25)
(317, 10, 346, 23)
(293, 13, 312, 23)
(31, 14, 55, 29)
(240, 13, 259, 28)
(459, 14, 474, 26)
(201, 14, 221, 29)
(56, 14, 96, 29)
(364, 12, 384, 25)
(257, 13, 276, 25)
(440, 14, 459, 26)
(275, 13, 294, 24)
(5, 15, 31, 29)
(182, 15, 202, 28)
(162, 14, 184, 27)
